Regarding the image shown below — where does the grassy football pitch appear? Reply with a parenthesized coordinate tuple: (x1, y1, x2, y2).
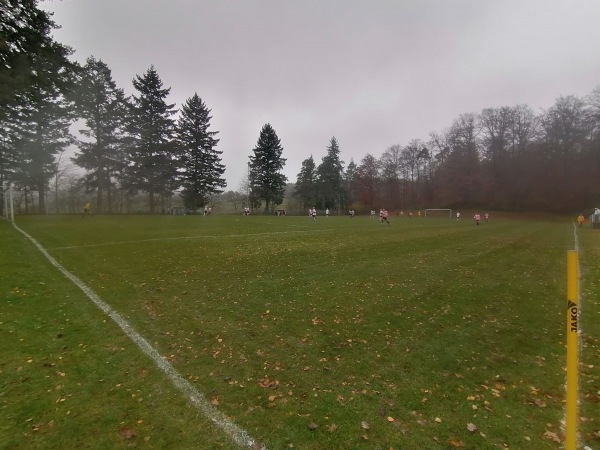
(1, 213, 599, 449)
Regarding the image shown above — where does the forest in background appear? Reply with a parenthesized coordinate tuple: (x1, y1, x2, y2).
(2, 1, 599, 216)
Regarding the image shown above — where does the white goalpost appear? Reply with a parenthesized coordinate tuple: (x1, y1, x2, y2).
(2, 182, 7, 220)
(424, 208, 452, 219)
(2, 182, 14, 223)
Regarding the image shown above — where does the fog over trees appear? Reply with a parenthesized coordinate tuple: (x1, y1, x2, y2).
(2, 1, 599, 215)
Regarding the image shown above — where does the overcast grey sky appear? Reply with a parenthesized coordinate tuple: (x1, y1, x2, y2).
(41, 0, 600, 189)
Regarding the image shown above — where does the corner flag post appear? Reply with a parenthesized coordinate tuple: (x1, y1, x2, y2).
(566, 250, 578, 450)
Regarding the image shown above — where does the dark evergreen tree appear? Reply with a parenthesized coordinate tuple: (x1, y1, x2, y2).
(1, 0, 77, 213)
(73, 57, 128, 213)
(126, 66, 177, 213)
(293, 155, 317, 210)
(316, 136, 345, 212)
(12, 98, 74, 214)
(249, 123, 287, 213)
(344, 158, 357, 209)
(0, 0, 59, 116)
(176, 93, 225, 211)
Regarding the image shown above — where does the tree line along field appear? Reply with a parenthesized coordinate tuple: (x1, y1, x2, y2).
(1, 214, 599, 449)
(4, 3, 600, 231)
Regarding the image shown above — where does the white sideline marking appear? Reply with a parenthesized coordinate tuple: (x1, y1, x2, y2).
(12, 222, 264, 450)
(50, 229, 333, 250)
(225, 229, 333, 238)
(51, 235, 217, 250)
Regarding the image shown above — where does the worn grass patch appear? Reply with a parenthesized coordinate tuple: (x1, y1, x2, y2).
(2, 214, 598, 449)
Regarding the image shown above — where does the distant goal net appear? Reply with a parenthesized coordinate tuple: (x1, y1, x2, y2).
(424, 208, 452, 219)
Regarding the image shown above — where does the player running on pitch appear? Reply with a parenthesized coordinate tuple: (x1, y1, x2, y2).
(82, 201, 92, 217)
(382, 208, 390, 225)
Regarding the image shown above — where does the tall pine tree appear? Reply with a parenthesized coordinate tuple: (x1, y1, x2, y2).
(73, 57, 128, 213)
(13, 96, 74, 214)
(316, 136, 345, 212)
(249, 123, 287, 213)
(1, 0, 76, 213)
(344, 158, 357, 209)
(126, 66, 177, 213)
(293, 155, 317, 210)
(176, 93, 225, 211)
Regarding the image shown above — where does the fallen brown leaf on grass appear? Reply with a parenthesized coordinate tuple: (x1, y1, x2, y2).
(528, 398, 546, 408)
(120, 427, 135, 439)
(543, 430, 561, 443)
(257, 378, 279, 389)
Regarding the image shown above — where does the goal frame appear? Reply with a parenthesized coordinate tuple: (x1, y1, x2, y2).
(424, 208, 452, 219)
(2, 182, 14, 223)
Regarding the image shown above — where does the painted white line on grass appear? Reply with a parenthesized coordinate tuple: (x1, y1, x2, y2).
(51, 235, 217, 250)
(225, 229, 334, 238)
(12, 222, 265, 450)
(50, 229, 333, 250)
(572, 220, 584, 324)
(573, 225, 589, 450)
